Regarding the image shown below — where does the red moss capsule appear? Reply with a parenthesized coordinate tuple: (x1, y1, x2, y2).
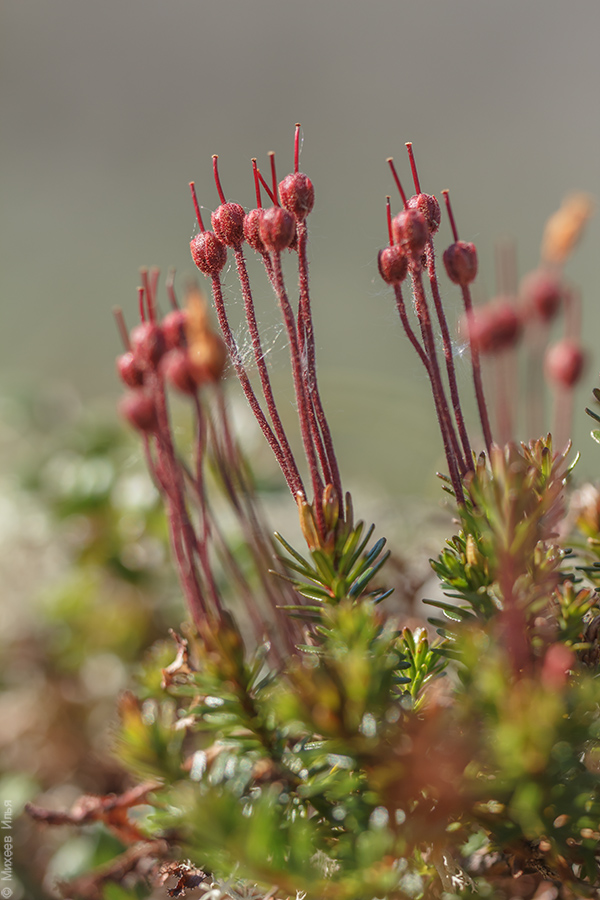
(130, 321, 166, 371)
(407, 193, 441, 234)
(190, 231, 227, 276)
(443, 241, 478, 286)
(116, 351, 144, 388)
(278, 172, 315, 220)
(119, 390, 158, 432)
(259, 206, 296, 252)
(520, 268, 563, 322)
(243, 208, 266, 254)
(162, 349, 198, 395)
(544, 339, 585, 388)
(211, 202, 246, 247)
(391, 208, 428, 260)
(465, 299, 521, 355)
(377, 245, 408, 284)
(161, 309, 188, 350)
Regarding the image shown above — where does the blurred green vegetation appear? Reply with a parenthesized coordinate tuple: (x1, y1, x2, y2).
(0, 389, 183, 897)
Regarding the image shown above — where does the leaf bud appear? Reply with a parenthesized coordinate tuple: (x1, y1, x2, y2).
(130, 321, 166, 371)
(278, 172, 315, 220)
(407, 192, 441, 234)
(443, 241, 478, 286)
(391, 208, 428, 260)
(116, 351, 144, 388)
(377, 245, 408, 284)
(544, 338, 585, 388)
(211, 202, 246, 248)
(259, 206, 296, 253)
(190, 231, 227, 276)
(520, 268, 563, 322)
(119, 389, 158, 432)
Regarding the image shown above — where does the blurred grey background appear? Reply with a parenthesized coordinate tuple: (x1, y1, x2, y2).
(2, 0, 600, 499)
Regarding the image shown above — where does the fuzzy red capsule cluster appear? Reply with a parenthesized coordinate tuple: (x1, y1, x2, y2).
(116, 277, 229, 438)
(188, 148, 315, 275)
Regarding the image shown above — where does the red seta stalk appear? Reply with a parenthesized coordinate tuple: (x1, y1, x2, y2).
(118, 273, 302, 655)
(386, 154, 467, 501)
(405, 147, 473, 468)
(442, 190, 492, 454)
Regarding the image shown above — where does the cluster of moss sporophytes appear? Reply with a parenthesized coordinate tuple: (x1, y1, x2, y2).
(25, 127, 600, 900)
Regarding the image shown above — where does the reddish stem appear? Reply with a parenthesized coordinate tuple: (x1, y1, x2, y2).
(405, 142, 421, 194)
(233, 245, 305, 495)
(208, 273, 295, 493)
(154, 376, 223, 618)
(211, 389, 298, 655)
(461, 283, 493, 454)
(564, 288, 581, 341)
(294, 123, 301, 173)
(387, 158, 408, 207)
(386, 197, 394, 246)
(149, 268, 160, 319)
(189, 392, 224, 610)
(113, 307, 131, 350)
(143, 403, 211, 629)
(441, 189, 460, 243)
(140, 270, 154, 322)
(165, 269, 179, 310)
(442, 190, 493, 453)
(392, 283, 430, 372)
(212, 155, 227, 204)
(410, 266, 466, 495)
(268, 151, 278, 203)
(270, 250, 326, 533)
(425, 241, 473, 468)
(255, 165, 276, 205)
(296, 220, 343, 506)
(137, 286, 146, 323)
(251, 160, 263, 208)
(189, 182, 206, 232)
